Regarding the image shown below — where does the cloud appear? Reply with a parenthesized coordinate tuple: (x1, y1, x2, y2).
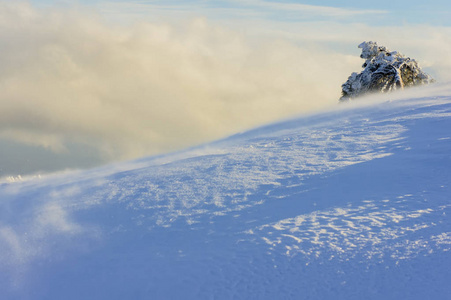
(1, 1, 451, 176)
(0, 2, 361, 169)
(227, 0, 388, 17)
(95, 0, 387, 21)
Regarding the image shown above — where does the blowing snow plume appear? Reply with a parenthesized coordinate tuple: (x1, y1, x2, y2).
(340, 41, 435, 102)
(0, 2, 360, 176)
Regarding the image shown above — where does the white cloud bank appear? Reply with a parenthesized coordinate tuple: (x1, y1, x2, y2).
(1, 1, 451, 175)
(0, 2, 357, 163)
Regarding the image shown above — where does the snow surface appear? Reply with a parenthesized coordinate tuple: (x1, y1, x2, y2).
(1, 84, 451, 299)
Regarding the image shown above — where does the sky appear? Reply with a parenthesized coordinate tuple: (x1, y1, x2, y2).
(33, 0, 451, 26)
(1, 0, 451, 177)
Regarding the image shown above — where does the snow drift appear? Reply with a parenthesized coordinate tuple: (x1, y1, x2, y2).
(0, 84, 451, 299)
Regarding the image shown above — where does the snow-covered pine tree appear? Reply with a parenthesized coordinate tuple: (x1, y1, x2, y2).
(340, 41, 434, 102)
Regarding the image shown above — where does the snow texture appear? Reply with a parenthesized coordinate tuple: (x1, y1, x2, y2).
(340, 41, 435, 102)
(1, 84, 451, 299)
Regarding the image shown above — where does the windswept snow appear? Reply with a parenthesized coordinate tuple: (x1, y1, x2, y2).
(1, 84, 451, 299)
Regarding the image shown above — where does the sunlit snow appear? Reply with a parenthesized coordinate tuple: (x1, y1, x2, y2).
(1, 84, 450, 299)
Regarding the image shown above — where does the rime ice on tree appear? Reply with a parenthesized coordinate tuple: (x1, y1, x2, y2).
(340, 41, 435, 102)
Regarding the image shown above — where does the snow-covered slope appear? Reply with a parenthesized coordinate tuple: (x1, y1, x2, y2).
(1, 84, 451, 299)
